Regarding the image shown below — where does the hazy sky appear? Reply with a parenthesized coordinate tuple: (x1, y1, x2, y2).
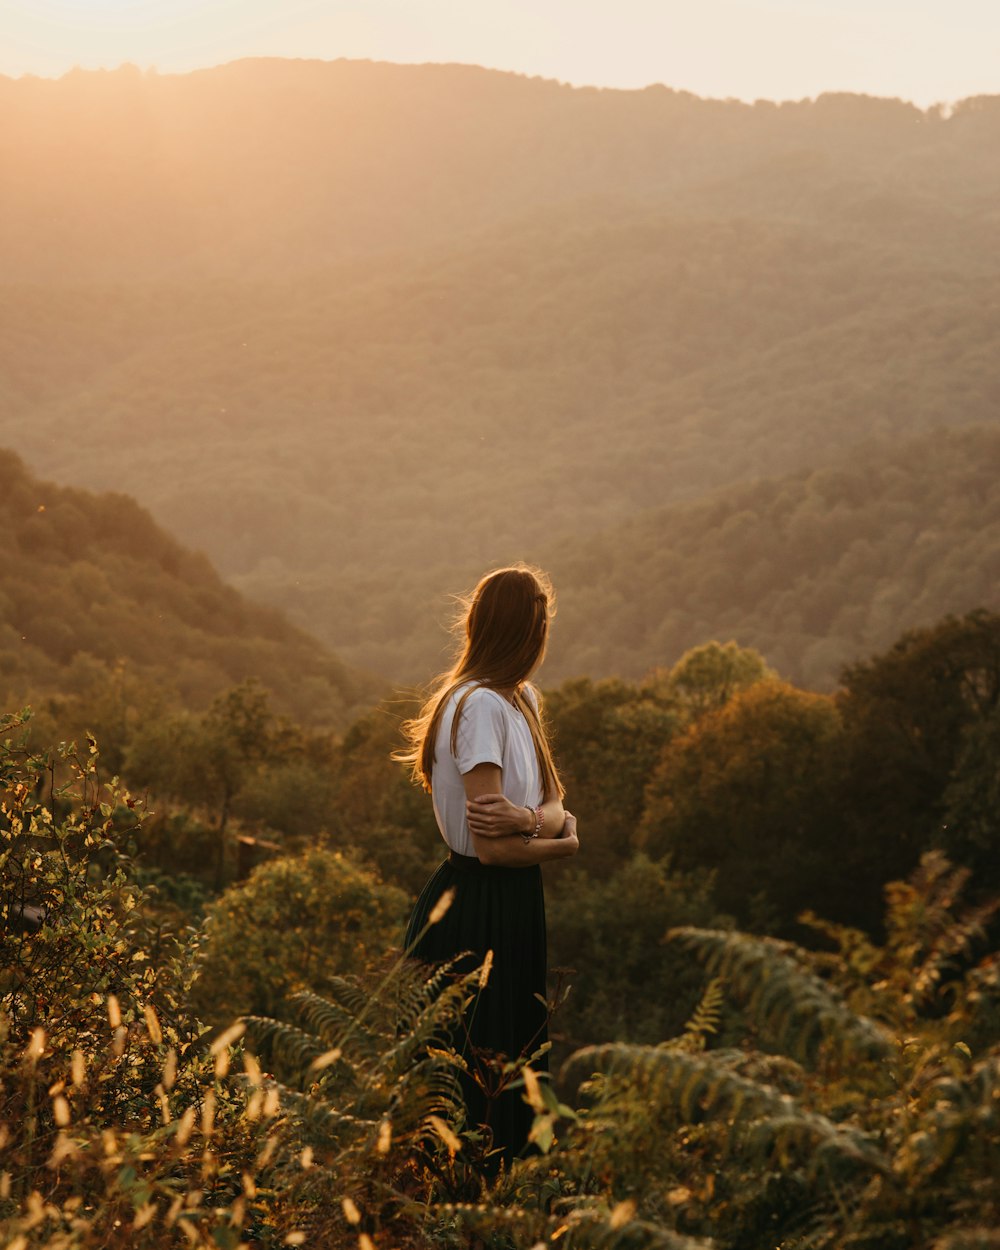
(1, 0, 997, 105)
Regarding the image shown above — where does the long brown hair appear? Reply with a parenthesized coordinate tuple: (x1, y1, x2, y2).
(395, 563, 564, 797)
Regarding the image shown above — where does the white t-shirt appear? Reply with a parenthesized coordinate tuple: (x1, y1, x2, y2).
(431, 682, 544, 857)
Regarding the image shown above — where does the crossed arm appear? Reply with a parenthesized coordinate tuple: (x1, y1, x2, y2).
(462, 762, 579, 866)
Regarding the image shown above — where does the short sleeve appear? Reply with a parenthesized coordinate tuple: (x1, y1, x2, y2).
(453, 688, 507, 774)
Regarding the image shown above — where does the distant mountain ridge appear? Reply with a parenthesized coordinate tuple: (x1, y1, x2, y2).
(2, 59, 998, 281)
(1, 58, 998, 683)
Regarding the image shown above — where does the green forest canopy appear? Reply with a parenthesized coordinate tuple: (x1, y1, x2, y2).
(0, 450, 376, 725)
(1, 61, 998, 683)
(544, 424, 1000, 688)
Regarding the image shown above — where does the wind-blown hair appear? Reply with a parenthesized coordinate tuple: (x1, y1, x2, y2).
(396, 564, 564, 797)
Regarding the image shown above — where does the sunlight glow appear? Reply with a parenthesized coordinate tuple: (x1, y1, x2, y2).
(1, 0, 998, 104)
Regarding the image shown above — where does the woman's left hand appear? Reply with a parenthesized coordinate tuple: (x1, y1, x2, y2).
(466, 792, 531, 837)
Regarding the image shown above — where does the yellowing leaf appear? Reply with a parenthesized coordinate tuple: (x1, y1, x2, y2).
(427, 1114, 461, 1155)
(309, 1047, 342, 1072)
(609, 1199, 636, 1228)
(143, 1004, 162, 1045)
(209, 1021, 245, 1055)
(521, 1064, 545, 1112)
(428, 887, 455, 925)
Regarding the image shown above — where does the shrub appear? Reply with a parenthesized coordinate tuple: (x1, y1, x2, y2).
(189, 846, 409, 1026)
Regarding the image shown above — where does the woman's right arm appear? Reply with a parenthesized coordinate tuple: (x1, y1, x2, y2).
(460, 761, 578, 866)
(473, 812, 579, 867)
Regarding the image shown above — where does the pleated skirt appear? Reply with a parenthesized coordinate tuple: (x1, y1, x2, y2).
(403, 851, 548, 1166)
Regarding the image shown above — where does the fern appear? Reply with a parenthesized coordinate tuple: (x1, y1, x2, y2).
(236, 953, 484, 1241)
(562, 1042, 887, 1178)
(241, 1013, 328, 1078)
(290, 986, 368, 1048)
(664, 976, 725, 1053)
(886, 853, 1000, 1013)
(668, 926, 893, 1065)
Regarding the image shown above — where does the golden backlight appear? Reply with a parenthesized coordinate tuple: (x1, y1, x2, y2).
(2, 0, 998, 106)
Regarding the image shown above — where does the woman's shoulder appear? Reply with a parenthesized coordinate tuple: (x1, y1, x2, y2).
(442, 682, 508, 718)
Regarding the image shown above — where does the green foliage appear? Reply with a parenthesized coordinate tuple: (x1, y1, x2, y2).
(0, 712, 185, 1047)
(188, 845, 409, 1026)
(3, 65, 1000, 688)
(942, 700, 1000, 877)
(667, 927, 893, 1066)
(544, 678, 679, 880)
(652, 641, 776, 720)
(3, 703, 1000, 1246)
(0, 716, 480, 1249)
(0, 714, 271, 1249)
(839, 608, 1000, 895)
(239, 958, 484, 1242)
(321, 700, 444, 895)
(126, 681, 280, 889)
(483, 852, 1000, 1250)
(0, 450, 375, 727)
(545, 855, 727, 1050)
(639, 679, 847, 929)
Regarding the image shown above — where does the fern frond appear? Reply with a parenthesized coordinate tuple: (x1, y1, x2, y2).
(271, 1081, 378, 1142)
(288, 988, 361, 1045)
(562, 1043, 888, 1176)
(379, 971, 478, 1077)
(668, 927, 892, 1065)
(665, 976, 725, 1053)
(241, 1014, 328, 1074)
(391, 952, 478, 1033)
(910, 895, 1000, 1009)
(316, 973, 370, 1017)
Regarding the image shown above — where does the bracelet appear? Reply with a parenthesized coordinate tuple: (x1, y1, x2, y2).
(520, 804, 545, 844)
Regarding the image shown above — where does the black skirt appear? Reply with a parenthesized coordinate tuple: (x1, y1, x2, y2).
(403, 850, 548, 1165)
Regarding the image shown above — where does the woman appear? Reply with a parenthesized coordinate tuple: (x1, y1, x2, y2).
(397, 563, 579, 1166)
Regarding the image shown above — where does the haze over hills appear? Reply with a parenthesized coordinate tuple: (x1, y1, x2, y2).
(0, 451, 375, 725)
(2, 59, 998, 685)
(3, 58, 1000, 281)
(543, 424, 1000, 689)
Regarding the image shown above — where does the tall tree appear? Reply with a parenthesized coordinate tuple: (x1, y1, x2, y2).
(638, 679, 848, 931)
(837, 609, 1000, 890)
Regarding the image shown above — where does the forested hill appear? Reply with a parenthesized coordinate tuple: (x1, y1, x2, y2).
(0, 451, 375, 725)
(541, 425, 1000, 689)
(2, 60, 998, 683)
(1, 59, 999, 280)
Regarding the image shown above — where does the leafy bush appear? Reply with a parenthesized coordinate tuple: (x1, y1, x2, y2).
(546, 854, 729, 1050)
(188, 845, 409, 1026)
(0, 713, 271, 1248)
(0, 713, 474, 1250)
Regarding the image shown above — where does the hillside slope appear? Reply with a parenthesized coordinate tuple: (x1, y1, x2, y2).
(0, 450, 374, 724)
(4, 207, 998, 677)
(2, 61, 998, 680)
(541, 425, 1000, 688)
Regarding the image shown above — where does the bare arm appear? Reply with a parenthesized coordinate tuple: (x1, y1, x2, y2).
(461, 763, 578, 867)
(467, 790, 566, 840)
